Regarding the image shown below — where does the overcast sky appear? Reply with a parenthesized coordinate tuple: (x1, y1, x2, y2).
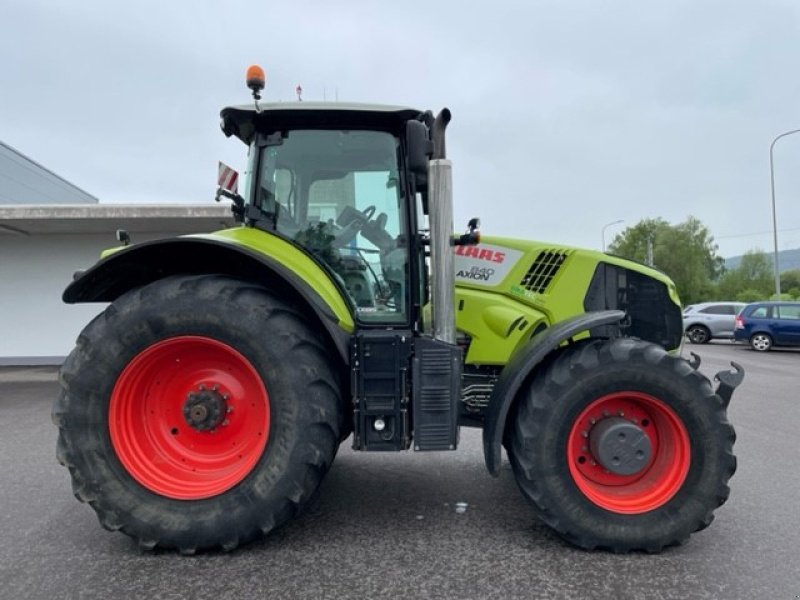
(3, 0, 800, 257)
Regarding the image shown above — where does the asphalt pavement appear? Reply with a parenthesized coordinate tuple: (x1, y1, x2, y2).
(1, 342, 798, 600)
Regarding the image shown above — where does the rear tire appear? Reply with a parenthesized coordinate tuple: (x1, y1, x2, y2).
(53, 275, 344, 553)
(686, 325, 710, 344)
(508, 338, 736, 552)
(749, 332, 773, 352)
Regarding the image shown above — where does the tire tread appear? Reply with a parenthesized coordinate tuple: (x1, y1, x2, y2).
(509, 338, 736, 553)
(53, 274, 345, 553)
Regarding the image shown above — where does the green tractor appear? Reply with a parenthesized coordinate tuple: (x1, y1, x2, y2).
(54, 66, 742, 554)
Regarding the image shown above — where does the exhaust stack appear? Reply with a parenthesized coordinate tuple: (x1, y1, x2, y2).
(428, 109, 455, 344)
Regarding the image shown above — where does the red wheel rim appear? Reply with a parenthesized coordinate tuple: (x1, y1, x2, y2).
(109, 336, 270, 500)
(567, 392, 690, 514)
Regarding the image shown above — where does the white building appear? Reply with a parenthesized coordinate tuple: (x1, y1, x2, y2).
(0, 141, 234, 365)
(0, 204, 234, 364)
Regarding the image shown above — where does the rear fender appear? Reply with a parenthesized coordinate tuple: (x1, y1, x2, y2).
(64, 236, 354, 362)
(482, 310, 625, 475)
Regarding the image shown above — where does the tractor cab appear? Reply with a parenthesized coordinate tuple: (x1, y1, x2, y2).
(220, 103, 425, 326)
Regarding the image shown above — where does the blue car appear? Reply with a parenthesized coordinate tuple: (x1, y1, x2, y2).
(734, 301, 800, 351)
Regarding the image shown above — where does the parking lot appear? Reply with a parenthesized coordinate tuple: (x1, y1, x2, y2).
(1, 341, 798, 600)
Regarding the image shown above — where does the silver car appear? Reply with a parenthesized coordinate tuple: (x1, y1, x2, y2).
(683, 301, 746, 344)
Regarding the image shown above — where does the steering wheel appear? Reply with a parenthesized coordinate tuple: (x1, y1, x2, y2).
(331, 205, 376, 248)
(337, 205, 375, 227)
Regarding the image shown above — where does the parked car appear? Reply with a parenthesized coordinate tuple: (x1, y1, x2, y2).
(734, 301, 800, 351)
(683, 301, 746, 344)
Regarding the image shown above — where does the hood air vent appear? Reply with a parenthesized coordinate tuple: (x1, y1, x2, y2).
(520, 249, 570, 294)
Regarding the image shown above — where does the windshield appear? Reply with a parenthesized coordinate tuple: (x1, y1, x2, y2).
(254, 129, 408, 323)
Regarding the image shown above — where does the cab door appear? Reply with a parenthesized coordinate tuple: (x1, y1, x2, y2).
(255, 129, 412, 326)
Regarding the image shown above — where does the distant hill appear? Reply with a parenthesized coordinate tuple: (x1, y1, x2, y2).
(724, 247, 800, 272)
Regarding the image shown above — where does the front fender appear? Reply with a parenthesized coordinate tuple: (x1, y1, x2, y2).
(64, 233, 355, 361)
(482, 309, 625, 476)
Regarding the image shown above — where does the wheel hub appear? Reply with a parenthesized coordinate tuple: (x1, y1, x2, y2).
(589, 417, 652, 476)
(183, 385, 228, 431)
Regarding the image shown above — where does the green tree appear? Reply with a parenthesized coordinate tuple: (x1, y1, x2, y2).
(716, 250, 773, 300)
(780, 269, 800, 293)
(608, 217, 723, 305)
(735, 289, 764, 303)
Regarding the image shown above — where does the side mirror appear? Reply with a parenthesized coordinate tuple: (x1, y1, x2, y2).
(454, 218, 481, 246)
(405, 120, 432, 191)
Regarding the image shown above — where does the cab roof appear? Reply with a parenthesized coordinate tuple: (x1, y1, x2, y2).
(220, 102, 424, 144)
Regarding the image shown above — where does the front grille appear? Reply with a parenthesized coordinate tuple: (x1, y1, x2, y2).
(520, 250, 570, 294)
(584, 263, 683, 350)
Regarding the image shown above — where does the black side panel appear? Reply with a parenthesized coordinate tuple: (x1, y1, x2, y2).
(412, 338, 462, 451)
(351, 331, 413, 451)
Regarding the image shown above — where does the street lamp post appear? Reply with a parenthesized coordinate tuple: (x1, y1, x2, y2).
(769, 129, 800, 298)
(601, 219, 624, 252)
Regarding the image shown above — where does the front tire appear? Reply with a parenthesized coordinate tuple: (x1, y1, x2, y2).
(508, 338, 736, 552)
(53, 275, 344, 553)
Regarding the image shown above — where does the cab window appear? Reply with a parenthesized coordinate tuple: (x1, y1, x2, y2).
(255, 129, 408, 324)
